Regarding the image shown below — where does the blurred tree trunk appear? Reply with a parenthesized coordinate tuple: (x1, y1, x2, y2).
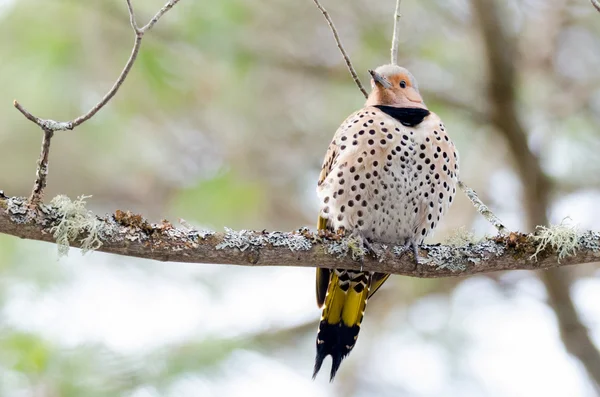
(472, 0, 600, 391)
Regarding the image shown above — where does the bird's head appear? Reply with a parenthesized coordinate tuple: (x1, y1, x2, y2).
(365, 64, 426, 109)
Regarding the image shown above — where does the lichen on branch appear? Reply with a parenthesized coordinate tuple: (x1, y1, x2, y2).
(0, 193, 599, 278)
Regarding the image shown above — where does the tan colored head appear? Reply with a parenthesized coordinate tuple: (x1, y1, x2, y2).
(365, 64, 426, 109)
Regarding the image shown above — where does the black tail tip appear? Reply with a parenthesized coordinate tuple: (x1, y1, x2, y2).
(312, 321, 360, 382)
(312, 350, 343, 382)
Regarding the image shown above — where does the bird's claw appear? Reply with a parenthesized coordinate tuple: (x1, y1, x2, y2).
(403, 239, 421, 267)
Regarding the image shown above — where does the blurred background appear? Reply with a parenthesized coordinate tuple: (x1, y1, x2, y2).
(1, 0, 600, 395)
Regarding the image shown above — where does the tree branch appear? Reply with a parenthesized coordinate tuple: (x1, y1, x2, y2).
(0, 193, 599, 277)
(13, 0, 181, 207)
(592, 0, 600, 13)
(310, 0, 368, 99)
(458, 181, 508, 235)
(390, 0, 402, 65)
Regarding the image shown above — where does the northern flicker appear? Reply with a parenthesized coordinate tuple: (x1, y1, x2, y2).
(313, 64, 459, 381)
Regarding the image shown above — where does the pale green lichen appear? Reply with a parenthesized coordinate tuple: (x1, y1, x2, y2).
(326, 237, 365, 260)
(49, 195, 102, 256)
(444, 227, 478, 246)
(530, 219, 579, 263)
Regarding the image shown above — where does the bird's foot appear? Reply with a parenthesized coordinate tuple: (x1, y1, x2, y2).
(402, 239, 421, 267)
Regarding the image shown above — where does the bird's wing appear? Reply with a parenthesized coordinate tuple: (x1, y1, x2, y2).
(315, 112, 355, 307)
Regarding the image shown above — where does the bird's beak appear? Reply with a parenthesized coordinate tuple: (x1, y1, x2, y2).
(369, 70, 392, 89)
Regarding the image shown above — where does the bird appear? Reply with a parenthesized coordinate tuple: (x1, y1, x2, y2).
(313, 64, 459, 381)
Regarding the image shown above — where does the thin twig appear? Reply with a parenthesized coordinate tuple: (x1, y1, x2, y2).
(125, 0, 139, 32)
(13, 0, 181, 207)
(311, 0, 368, 99)
(14, 0, 179, 132)
(70, 34, 143, 128)
(29, 129, 54, 206)
(140, 0, 181, 33)
(592, 0, 600, 13)
(458, 181, 508, 235)
(390, 0, 402, 65)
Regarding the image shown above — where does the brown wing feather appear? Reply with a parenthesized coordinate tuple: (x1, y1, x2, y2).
(315, 135, 340, 307)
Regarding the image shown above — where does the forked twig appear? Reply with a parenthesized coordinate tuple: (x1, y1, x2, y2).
(310, 0, 368, 99)
(13, 0, 181, 206)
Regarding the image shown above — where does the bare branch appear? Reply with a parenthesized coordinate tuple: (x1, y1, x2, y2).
(0, 194, 599, 278)
(140, 0, 181, 33)
(458, 181, 508, 235)
(592, 0, 600, 13)
(13, 0, 179, 132)
(29, 130, 54, 206)
(69, 34, 143, 128)
(310, 0, 368, 99)
(125, 0, 139, 32)
(13, 0, 181, 207)
(390, 0, 402, 65)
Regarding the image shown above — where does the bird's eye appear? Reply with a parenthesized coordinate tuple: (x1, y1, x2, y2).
(399, 80, 407, 88)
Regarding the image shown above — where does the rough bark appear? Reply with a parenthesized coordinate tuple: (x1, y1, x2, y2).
(1, 194, 599, 277)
